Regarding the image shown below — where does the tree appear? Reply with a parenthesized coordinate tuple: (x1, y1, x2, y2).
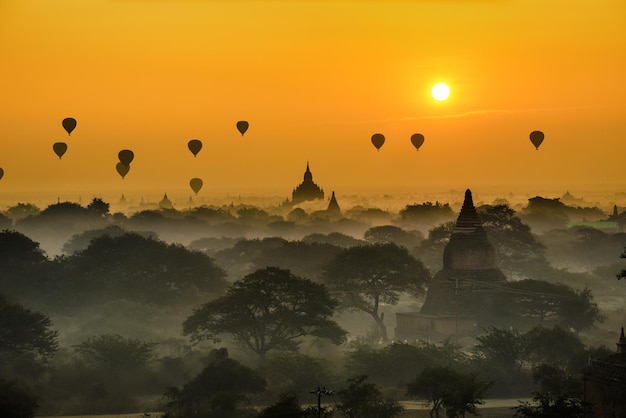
(398, 201, 455, 230)
(257, 394, 305, 418)
(0, 293, 58, 362)
(345, 340, 465, 388)
(523, 326, 586, 372)
(60, 233, 228, 306)
(498, 280, 604, 332)
(183, 267, 346, 357)
(0, 230, 50, 299)
(0, 378, 39, 418)
(335, 375, 404, 418)
(514, 363, 587, 418)
(363, 225, 423, 249)
(406, 367, 491, 418)
(165, 348, 266, 418)
(86, 197, 110, 216)
(74, 334, 156, 370)
(477, 204, 549, 280)
(5, 203, 40, 222)
(323, 243, 430, 342)
(471, 327, 530, 396)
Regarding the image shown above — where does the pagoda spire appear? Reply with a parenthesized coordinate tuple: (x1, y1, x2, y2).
(452, 189, 483, 234)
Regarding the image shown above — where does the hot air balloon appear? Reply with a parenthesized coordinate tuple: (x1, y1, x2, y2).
(53, 142, 68, 159)
(189, 177, 203, 195)
(188, 139, 202, 157)
(410, 133, 425, 151)
(371, 133, 385, 151)
(529, 130, 544, 150)
(62, 118, 77, 135)
(116, 162, 130, 179)
(236, 121, 249, 136)
(118, 149, 134, 166)
(0, 168, 3, 180)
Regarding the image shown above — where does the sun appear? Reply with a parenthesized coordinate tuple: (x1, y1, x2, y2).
(431, 83, 450, 101)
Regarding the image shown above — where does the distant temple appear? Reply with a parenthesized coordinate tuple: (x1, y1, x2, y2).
(583, 327, 626, 417)
(159, 193, 173, 209)
(396, 189, 508, 340)
(285, 162, 324, 206)
(327, 191, 341, 215)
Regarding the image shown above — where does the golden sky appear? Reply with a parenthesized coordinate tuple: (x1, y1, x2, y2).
(1, 0, 625, 202)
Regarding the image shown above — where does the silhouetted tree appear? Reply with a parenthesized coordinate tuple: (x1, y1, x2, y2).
(86, 197, 110, 216)
(257, 352, 339, 400)
(335, 375, 404, 418)
(0, 293, 58, 361)
(5, 203, 40, 222)
(0, 378, 39, 418)
(345, 340, 465, 388)
(183, 267, 346, 357)
(256, 394, 305, 418)
(398, 201, 455, 229)
(323, 243, 430, 342)
(513, 363, 587, 418)
(406, 366, 491, 418)
(60, 233, 228, 305)
(497, 279, 604, 331)
(363, 225, 423, 249)
(166, 348, 266, 418)
(74, 334, 156, 371)
(0, 230, 50, 300)
(0, 294, 58, 382)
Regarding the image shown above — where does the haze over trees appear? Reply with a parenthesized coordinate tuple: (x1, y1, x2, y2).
(0, 192, 624, 416)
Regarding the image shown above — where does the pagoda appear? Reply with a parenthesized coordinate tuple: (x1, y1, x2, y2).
(396, 189, 508, 340)
(288, 162, 324, 205)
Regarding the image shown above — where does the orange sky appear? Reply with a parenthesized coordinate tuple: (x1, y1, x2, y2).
(1, 0, 625, 205)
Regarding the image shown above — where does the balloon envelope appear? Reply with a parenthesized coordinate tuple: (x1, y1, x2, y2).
(118, 149, 134, 165)
(116, 162, 130, 179)
(190, 177, 203, 195)
(410, 133, 425, 151)
(529, 130, 544, 150)
(53, 142, 68, 159)
(236, 121, 249, 136)
(62, 118, 77, 135)
(371, 133, 385, 150)
(188, 139, 202, 157)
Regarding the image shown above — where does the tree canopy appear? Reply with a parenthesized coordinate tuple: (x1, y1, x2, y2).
(183, 267, 346, 357)
(323, 243, 430, 342)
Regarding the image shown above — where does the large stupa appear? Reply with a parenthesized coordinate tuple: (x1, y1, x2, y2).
(286, 162, 324, 206)
(396, 189, 508, 340)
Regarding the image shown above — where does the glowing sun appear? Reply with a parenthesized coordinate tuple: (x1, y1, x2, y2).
(431, 83, 450, 101)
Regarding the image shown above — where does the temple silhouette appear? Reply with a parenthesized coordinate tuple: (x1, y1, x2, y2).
(396, 189, 508, 340)
(583, 327, 626, 417)
(284, 162, 325, 206)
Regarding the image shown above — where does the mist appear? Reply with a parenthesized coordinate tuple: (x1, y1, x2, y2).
(2, 187, 626, 417)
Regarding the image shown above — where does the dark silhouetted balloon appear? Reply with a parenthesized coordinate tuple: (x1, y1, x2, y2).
(53, 142, 68, 159)
(188, 139, 202, 157)
(190, 177, 203, 195)
(116, 162, 130, 179)
(62, 118, 77, 135)
(529, 130, 544, 150)
(410, 133, 425, 151)
(118, 149, 134, 165)
(0, 168, 3, 180)
(371, 133, 385, 151)
(236, 121, 249, 136)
